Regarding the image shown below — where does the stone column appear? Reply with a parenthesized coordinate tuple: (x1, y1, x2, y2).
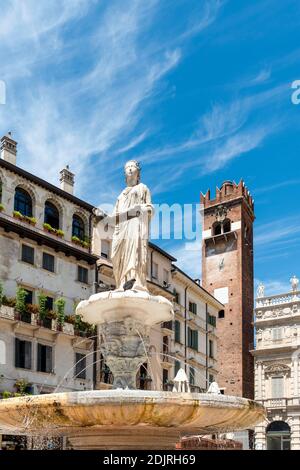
(254, 422, 267, 450)
(293, 356, 298, 396)
(256, 361, 263, 400)
(291, 416, 300, 450)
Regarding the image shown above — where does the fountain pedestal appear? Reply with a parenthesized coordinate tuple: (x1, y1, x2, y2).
(76, 289, 174, 389)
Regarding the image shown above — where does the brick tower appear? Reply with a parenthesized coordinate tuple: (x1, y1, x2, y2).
(201, 180, 254, 399)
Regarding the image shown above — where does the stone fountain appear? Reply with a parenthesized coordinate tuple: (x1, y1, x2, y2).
(0, 160, 265, 449)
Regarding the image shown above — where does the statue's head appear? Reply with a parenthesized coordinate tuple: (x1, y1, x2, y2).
(124, 160, 141, 185)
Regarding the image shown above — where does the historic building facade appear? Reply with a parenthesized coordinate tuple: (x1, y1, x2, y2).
(201, 180, 255, 399)
(253, 277, 300, 450)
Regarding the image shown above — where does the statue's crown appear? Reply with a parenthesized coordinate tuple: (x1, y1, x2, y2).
(124, 160, 141, 171)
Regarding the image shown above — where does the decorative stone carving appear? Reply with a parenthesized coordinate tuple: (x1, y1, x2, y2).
(78, 291, 173, 389)
(290, 275, 299, 292)
(0, 305, 14, 320)
(214, 204, 227, 223)
(264, 363, 290, 376)
(257, 283, 265, 298)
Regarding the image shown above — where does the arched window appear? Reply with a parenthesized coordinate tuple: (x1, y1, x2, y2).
(223, 219, 231, 233)
(267, 421, 291, 450)
(44, 201, 59, 229)
(72, 214, 85, 240)
(213, 222, 222, 236)
(14, 187, 33, 217)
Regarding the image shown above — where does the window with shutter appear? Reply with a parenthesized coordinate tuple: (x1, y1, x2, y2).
(272, 376, 284, 398)
(37, 344, 53, 373)
(175, 320, 181, 343)
(174, 360, 180, 376)
(15, 338, 32, 369)
(189, 366, 195, 385)
(75, 353, 86, 379)
(272, 328, 283, 341)
(21, 244, 34, 264)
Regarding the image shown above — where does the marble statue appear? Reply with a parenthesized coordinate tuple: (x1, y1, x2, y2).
(207, 381, 221, 394)
(78, 160, 172, 389)
(172, 368, 190, 393)
(290, 275, 299, 292)
(109, 160, 153, 291)
(257, 283, 265, 298)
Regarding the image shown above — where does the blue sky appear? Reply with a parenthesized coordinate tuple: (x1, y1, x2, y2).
(0, 0, 299, 295)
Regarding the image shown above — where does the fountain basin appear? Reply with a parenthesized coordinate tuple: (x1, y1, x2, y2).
(0, 390, 265, 449)
(76, 290, 173, 325)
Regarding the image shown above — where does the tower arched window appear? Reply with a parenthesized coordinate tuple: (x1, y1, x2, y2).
(223, 219, 231, 233)
(44, 201, 59, 229)
(213, 222, 222, 236)
(72, 214, 85, 240)
(14, 187, 33, 217)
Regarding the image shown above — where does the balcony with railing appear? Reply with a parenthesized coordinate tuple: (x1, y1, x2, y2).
(0, 211, 97, 264)
(256, 291, 300, 308)
(0, 305, 94, 343)
(260, 397, 300, 409)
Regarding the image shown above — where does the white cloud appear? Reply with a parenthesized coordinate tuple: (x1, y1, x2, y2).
(254, 278, 291, 297)
(0, 0, 221, 205)
(169, 241, 202, 280)
(255, 215, 300, 246)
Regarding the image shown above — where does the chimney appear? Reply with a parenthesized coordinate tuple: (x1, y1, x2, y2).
(60, 165, 75, 194)
(1, 132, 17, 165)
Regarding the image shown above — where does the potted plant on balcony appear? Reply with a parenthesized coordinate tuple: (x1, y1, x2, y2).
(14, 379, 32, 396)
(64, 314, 75, 325)
(56, 229, 64, 238)
(24, 216, 37, 226)
(2, 296, 16, 308)
(55, 297, 66, 331)
(74, 313, 83, 336)
(13, 210, 23, 220)
(37, 292, 47, 326)
(15, 287, 28, 321)
(43, 222, 56, 234)
(71, 235, 81, 245)
(0, 203, 4, 212)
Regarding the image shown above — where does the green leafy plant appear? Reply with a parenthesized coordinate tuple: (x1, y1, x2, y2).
(64, 314, 75, 325)
(56, 229, 64, 238)
(26, 303, 39, 315)
(2, 296, 16, 307)
(38, 292, 47, 320)
(0, 203, 4, 212)
(24, 216, 37, 225)
(74, 313, 83, 331)
(2, 390, 12, 399)
(43, 222, 55, 232)
(15, 287, 28, 315)
(72, 235, 80, 243)
(55, 298, 66, 326)
(46, 310, 57, 320)
(13, 210, 23, 219)
(14, 378, 31, 395)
